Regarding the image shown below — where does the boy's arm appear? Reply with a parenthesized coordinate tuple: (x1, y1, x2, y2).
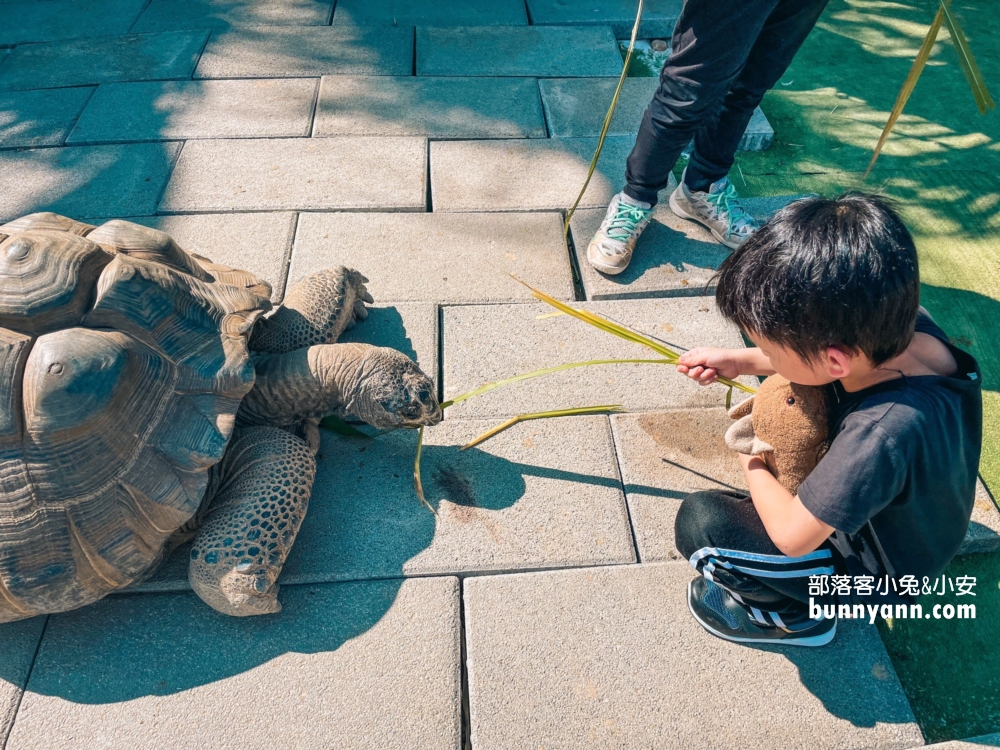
(676, 347, 776, 385)
(740, 454, 835, 556)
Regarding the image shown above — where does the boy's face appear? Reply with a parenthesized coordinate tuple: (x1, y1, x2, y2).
(747, 331, 857, 386)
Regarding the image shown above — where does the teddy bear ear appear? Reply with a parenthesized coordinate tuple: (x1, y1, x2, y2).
(728, 394, 755, 420)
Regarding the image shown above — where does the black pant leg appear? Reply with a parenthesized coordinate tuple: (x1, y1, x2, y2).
(623, 0, 780, 205)
(685, 0, 830, 190)
(675, 490, 839, 625)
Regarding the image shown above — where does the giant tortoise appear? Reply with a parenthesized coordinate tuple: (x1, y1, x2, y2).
(0, 212, 441, 619)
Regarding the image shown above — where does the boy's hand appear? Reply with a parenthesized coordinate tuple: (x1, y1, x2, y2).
(676, 347, 742, 386)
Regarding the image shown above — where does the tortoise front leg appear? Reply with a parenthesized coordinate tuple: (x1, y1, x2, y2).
(249, 266, 374, 354)
(189, 427, 315, 616)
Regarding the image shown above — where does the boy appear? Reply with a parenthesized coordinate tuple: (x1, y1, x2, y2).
(673, 193, 982, 647)
(587, 0, 830, 275)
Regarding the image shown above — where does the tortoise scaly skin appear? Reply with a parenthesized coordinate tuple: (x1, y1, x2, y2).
(0, 213, 441, 619)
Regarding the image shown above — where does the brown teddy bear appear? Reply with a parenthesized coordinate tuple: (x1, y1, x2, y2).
(724, 375, 831, 495)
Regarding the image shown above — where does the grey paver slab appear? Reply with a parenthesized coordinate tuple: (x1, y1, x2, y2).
(958, 479, 1000, 554)
(159, 137, 427, 213)
(0, 31, 209, 92)
(0, 618, 47, 747)
(7, 579, 461, 750)
(540, 77, 774, 150)
(195, 26, 413, 78)
(334, 0, 527, 26)
(132, 0, 334, 32)
(0, 0, 148, 47)
(288, 414, 634, 581)
(129, 212, 297, 302)
(570, 195, 799, 300)
(68, 79, 318, 144)
(926, 735, 1000, 749)
(464, 562, 924, 750)
(289, 212, 574, 303)
(134, 415, 634, 589)
(442, 298, 755, 419)
(610, 409, 747, 561)
(526, 0, 683, 38)
(417, 26, 623, 77)
(0, 142, 180, 223)
(314, 76, 546, 138)
(431, 136, 661, 212)
(0, 87, 93, 148)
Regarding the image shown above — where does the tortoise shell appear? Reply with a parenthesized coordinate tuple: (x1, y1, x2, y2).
(0, 213, 272, 621)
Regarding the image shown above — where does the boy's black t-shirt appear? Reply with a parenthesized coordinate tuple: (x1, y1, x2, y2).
(797, 310, 983, 590)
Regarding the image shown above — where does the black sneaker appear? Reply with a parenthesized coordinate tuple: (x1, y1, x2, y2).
(687, 577, 837, 647)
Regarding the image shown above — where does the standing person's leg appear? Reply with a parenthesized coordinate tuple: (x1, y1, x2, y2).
(623, 0, 781, 205)
(684, 0, 831, 192)
(587, 0, 778, 276)
(675, 489, 840, 646)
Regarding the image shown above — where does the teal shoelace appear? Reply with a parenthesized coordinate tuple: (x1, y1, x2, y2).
(704, 183, 757, 236)
(606, 201, 651, 241)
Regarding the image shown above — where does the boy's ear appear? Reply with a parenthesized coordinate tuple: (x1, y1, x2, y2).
(728, 394, 755, 420)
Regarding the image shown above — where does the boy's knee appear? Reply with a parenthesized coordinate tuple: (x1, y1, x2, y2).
(674, 491, 728, 561)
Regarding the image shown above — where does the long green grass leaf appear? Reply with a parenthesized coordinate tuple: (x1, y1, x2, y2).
(512, 276, 757, 394)
(940, 0, 994, 114)
(413, 426, 437, 516)
(462, 405, 626, 450)
(563, 0, 644, 239)
(864, 5, 945, 177)
(441, 358, 675, 409)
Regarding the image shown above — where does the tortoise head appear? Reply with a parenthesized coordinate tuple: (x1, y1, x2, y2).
(346, 346, 442, 430)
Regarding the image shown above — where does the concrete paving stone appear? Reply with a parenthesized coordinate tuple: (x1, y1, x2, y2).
(158, 137, 427, 213)
(0, 31, 210, 92)
(7, 578, 461, 750)
(0, 0, 148, 47)
(132, 0, 334, 32)
(288, 414, 635, 581)
(957, 479, 1000, 555)
(0, 618, 47, 747)
(288, 212, 574, 304)
(334, 0, 527, 26)
(464, 561, 924, 750)
(610, 409, 747, 561)
(133, 415, 634, 589)
(540, 77, 774, 150)
(442, 298, 755, 420)
(926, 735, 1000, 749)
(129, 212, 297, 302)
(431, 136, 660, 212)
(68, 79, 318, 144)
(0, 87, 94, 148)
(0, 142, 181, 223)
(570, 195, 799, 300)
(417, 26, 623, 78)
(195, 25, 413, 78)
(314, 76, 546, 138)
(527, 0, 683, 38)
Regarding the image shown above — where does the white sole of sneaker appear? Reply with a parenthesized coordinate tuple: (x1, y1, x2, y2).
(687, 580, 837, 648)
(668, 189, 743, 251)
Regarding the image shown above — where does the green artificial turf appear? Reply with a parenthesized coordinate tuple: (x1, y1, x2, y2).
(681, 0, 1000, 739)
(877, 551, 1000, 742)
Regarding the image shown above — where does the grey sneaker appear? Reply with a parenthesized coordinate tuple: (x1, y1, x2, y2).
(669, 171, 759, 250)
(586, 191, 653, 275)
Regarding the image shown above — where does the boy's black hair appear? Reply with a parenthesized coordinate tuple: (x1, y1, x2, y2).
(714, 192, 920, 366)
